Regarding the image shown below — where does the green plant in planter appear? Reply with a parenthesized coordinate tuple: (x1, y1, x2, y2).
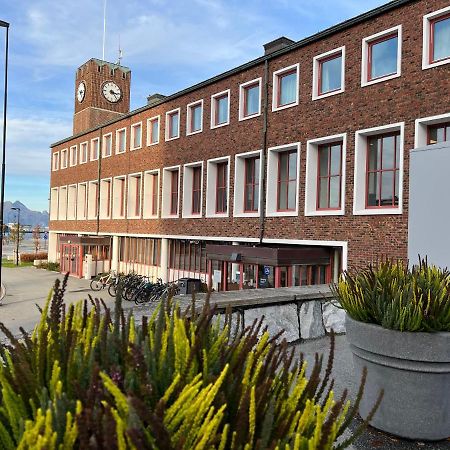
(0, 275, 378, 449)
(332, 259, 450, 331)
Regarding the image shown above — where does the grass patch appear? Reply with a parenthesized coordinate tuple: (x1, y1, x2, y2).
(1, 259, 34, 268)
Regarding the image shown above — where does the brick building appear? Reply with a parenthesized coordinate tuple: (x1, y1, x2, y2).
(48, 0, 450, 290)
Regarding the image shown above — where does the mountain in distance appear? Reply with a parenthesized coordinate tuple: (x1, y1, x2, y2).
(3, 201, 49, 227)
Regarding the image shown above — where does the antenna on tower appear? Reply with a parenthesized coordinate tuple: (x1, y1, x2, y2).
(102, 0, 107, 61)
(117, 35, 123, 66)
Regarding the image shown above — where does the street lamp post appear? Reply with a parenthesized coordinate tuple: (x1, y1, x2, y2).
(0, 20, 9, 290)
(11, 207, 20, 266)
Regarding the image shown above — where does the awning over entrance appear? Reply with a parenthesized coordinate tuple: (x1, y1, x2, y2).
(59, 235, 111, 246)
(206, 244, 331, 266)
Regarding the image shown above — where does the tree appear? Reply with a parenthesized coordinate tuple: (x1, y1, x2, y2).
(6, 223, 26, 247)
(32, 225, 41, 254)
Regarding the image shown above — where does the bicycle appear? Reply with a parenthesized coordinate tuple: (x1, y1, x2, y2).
(90, 271, 118, 292)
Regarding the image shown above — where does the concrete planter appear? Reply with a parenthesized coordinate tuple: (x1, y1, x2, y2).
(346, 315, 450, 440)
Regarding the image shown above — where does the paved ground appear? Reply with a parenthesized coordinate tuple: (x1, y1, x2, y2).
(0, 267, 448, 448)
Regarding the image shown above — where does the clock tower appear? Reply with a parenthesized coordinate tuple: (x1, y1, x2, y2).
(73, 58, 131, 135)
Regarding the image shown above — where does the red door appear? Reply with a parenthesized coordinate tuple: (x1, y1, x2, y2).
(60, 244, 82, 277)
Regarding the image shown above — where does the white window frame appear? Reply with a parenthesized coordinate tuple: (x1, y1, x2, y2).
(210, 90, 230, 129)
(415, 112, 450, 148)
(69, 145, 77, 167)
(67, 184, 77, 220)
(50, 187, 59, 220)
(182, 161, 204, 218)
(52, 152, 59, 171)
(79, 141, 88, 164)
(206, 155, 231, 218)
(186, 100, 204, 135)
(361, 25, 402, 87)
(76, 182, 88, 220)
(60, 149, 68, 169)
(58, 185, 67, 220)
(115, 128, 127, 154)
(112, 175, 126, 219)
(233, 150, 263, 217)
(239, 78, 262, 121)
(305, 133, 347, 216)
(143, 169, 160, 219)
(422, 5, 450, 70)
(87, 180, 99, 220)
(312, 46, 345, 100)
(147, 115, 160, 146)
(102, 132, 113, 158)
(130, 122, 142, 150)
(91, 138, 100, 161)
(127, 172, 143, 218)
(161, 165, 181, 218)
(272, 63, 300, 112)
(99, 177, 112, 219)
(165, 108, 181, 141)
(353, 122, 405, 216)
(266, 142, 301, 217)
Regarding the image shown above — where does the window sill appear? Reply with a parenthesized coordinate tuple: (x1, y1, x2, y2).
(115, 150, 126, 155)
(206, 212, 229, 218)
(238, 112, 261, 122)
(233, 211, 260, 218)
(422, 58, 450, 70)
(182, 213, 203, 219)
(161, 214, 180, 219)
(127, 215, 141, 219)
(186, 129, 203, 136)
(266, 210, 298, 218)
(361, 72, 400, 87)
(143, 214, 159, 219)
(272, 101, 298, 112)
(210, 121, 229, 130)
(312, 88, 344, 101)
(165, 136, 180, 142)
(305, 209, 345, 217)
(353, 207, 402, 216)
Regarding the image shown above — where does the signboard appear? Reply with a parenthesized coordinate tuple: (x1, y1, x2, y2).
(263, 266, 271, 276)
(43, 232, 48, 240)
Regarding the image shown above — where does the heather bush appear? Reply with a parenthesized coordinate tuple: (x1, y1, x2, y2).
(20, 252, 48, 262)
(0, 275, 377, 449)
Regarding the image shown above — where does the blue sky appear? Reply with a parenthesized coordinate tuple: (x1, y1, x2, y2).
(0, 0, 386, 212)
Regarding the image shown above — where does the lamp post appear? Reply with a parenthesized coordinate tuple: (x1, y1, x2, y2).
(11, 207, 20, 266)
(0, 20, 9, 290)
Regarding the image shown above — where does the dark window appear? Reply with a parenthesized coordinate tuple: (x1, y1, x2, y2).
(368, 33, 398, 81)
(170, 170, 179, 215)
(216, 162, 228, 213)
(428, 122, 450, 144)
(318, 53, 342, 95)
(366, 132, 400, 208)
(192, 166, 202, 215)
(430, 13, 450, 63)
(317, 142, 342, 210)
(244, 156, 260, 212)
(243, 82, 260, 117)
(277, 150, 297, 211)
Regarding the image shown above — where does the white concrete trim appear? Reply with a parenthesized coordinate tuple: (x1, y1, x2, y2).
(422, 5, 450, 70)
(186, 99, 204, 135)
(210, 89, 231, 129)
(50, 187, 59, 221)
(79, 141, 89, 164)
(112, 175, 127, 219)
(52, 151, 59, 171)
(161, 165, 181, 218)
(312, 46, 345, 100)
(99, 177, 113, 219)
(69, 145, 77, 167)
(115, 127, 127, 154)
(414, 112, 450, 148)
(127, 172, 143, 218)
(143, 169, 160, 219)
(102, 132, 113, 158)
(67, 184, 77, 220)
(165, 108, 181, 141)
(272, 63, 300, 112)
(238, 78, 262, 121)
(206, 155, 231, 218)
(182, 161, 204, 218)
(90, 138, 100, 161)
(147, 115, 160, 146)
(130, 121, 143, 150)
(76, 182, 88, 220)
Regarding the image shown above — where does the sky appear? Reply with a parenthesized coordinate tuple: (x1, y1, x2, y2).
(0, 0, 386, 212)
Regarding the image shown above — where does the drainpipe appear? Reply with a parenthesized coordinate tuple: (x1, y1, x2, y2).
(259, 59, 269, 245)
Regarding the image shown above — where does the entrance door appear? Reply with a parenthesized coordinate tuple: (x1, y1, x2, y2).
(60, 244, 82, 277)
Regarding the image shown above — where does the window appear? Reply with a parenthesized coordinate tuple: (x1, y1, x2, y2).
(143, 170, 160, 218)
(423, 6, 450, 69)
(91, 138, 100, 161)
(113, 177, 126, 218)
(187, 100, 203, 135)
(234, 150, 262, 217)
(272, 64, 299, 111)
(103, 133, 112, 157)
(313, 47, 345, 99)
(239, 78, 261, 120)
(67, 185, 77, 220)
(353, 123, 404, 215)
(366, 133, 400, 208)
(161, 167, 180, 218)
(131, 122, 142, 150)
(165, 109, 180, 141)
(277, 151, 297, 211)
(88, 181, 99, 219)
(147, 116, 160, 145)
(58, 186, 67, 220)
(428, 121, 450, 144)
(362, 26, 401, 86)
(79, 142, 88, 163)
(266, 143, 300, 217)
(116, 128, 127, 154)
(128, 174, 142, 218)
(69, 145, 77, 167)
(99, 178, 112, 218)
(77, 183, 88, 220)
(52, 152, 59, 171)
(305, 134, 346, 216)
(50, 188, 59, 220)
(211, 90, 230, 128)
(182, 163, 203, 218)
(206, 157, 230, 217)
(61, 149, 68, 169)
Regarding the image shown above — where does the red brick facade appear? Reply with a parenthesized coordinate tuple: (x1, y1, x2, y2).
(50, 0, 450, 271)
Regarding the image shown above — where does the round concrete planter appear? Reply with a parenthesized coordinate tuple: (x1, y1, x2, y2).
(346, 315, 450, 441)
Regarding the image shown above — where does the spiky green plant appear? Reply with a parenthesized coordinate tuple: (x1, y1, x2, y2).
(0, 275, 378, 448)
(332, 258, 450, 331)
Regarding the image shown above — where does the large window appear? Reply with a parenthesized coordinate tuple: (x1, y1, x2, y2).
(428, 122, 450, 144)
(168, 240, 207, 277)
(103, 133, 112, 157)
(366, 132, 400, 208)
(52, 152, 59, 171)
(211, 90, 230, 128)
(143, 170, 159, 218)
(162, 167, 180, 218)
(277, 150, 297, 211)
(187, 100, 203, 135)
(216, 162, 228, 214)
(272, 64, 299, 111)
(317, 142, 342, 210)
(170, 170, 179, 215)
(128, 174, 142, 218)
(99, 179, 112, 219)
(362, 26, 401, 86)
(112, 177, 126, 219)
(131, 122, 142, 150)
(192, 166, 202, 215)
(119, 237, 161, 267)
(244, 156, 260, 212)
(79, 142, 88, 163)
(429, 11, 450, 64)
(69, 145, 77, 167)
(91, 138, 99, 161)
(61, 149, 68, 169)
(77, 183, 88, 220)
(166, 109, 180, 141)
(313, 47, 345, 99)
(239, 78, 261, 120)
(147, 116, 160, 145)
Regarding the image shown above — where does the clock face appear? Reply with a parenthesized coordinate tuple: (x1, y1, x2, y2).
(102, 81, 122, 103)
(77, 81, 86, 103)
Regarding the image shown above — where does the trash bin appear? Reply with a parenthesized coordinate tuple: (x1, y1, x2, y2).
(178, 278, 201, 295)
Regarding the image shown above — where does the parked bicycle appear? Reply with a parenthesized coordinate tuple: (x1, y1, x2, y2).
(90, 271, 119, 294)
